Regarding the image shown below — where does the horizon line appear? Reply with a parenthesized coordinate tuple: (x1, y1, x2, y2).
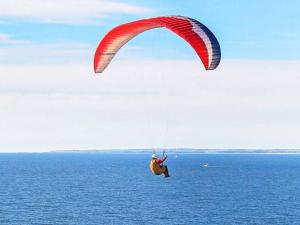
(1, 148, 300, 154)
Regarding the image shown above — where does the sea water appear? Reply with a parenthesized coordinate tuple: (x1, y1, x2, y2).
(0, 153, 300, 225)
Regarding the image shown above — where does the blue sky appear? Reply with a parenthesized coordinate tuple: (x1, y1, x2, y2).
(1, 0, 300, 63)
(1, 1, 300, 152)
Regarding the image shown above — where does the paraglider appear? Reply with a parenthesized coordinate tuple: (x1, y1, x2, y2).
(94, 16, 221, 73)
(93, 16, 221, 177)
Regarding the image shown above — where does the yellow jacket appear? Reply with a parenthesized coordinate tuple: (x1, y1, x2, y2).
(149, 159, 165, 175)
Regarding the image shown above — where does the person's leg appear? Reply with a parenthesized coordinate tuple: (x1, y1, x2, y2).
(163, 166, 170, 177)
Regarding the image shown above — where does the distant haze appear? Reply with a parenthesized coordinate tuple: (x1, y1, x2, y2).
(0, 60, 300, 152)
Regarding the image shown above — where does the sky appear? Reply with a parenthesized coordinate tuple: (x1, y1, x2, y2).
(0, 0, 300, 152)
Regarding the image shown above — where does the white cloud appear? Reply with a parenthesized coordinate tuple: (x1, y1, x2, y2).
(0, 0, 153, 24)
(0, 59, 300, 152)
(0, 33, 28, 44)
(0, 41, 91, 64)
(0, 34, 12, 43)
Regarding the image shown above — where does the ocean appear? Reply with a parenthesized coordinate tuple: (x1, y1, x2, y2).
(0, 152, 300, 225)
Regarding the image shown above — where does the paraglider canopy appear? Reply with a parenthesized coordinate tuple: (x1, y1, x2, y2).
(94, 16, 221, 73)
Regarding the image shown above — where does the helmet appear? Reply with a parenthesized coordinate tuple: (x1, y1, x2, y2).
(151, 154, 158, 159)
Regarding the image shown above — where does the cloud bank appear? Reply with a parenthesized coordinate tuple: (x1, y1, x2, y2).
(0, 59, 300, 152)
(0, 0, 153, 24)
